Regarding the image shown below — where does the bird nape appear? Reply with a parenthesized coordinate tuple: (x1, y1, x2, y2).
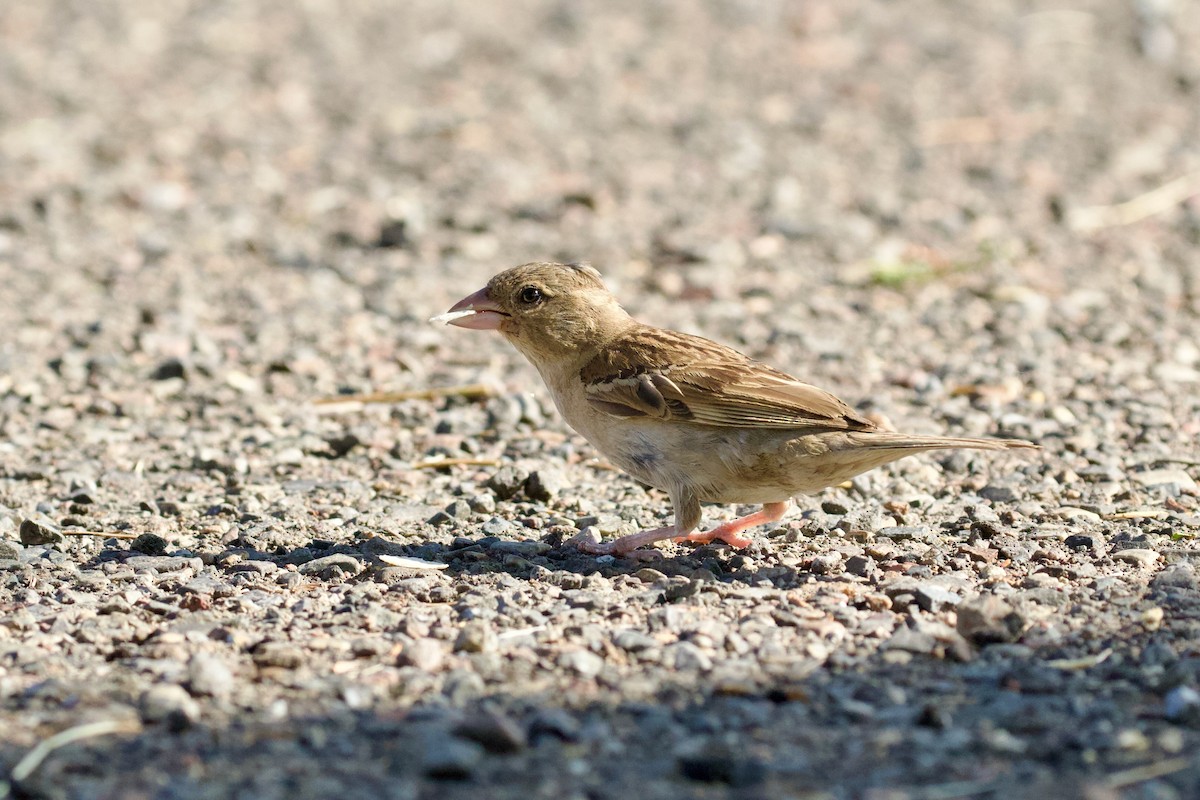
(434, 261, 1038, 557)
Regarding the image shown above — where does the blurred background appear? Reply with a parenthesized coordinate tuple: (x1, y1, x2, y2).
(1, 0, 1198, 488)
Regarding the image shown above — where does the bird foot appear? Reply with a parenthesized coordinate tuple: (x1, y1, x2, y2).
(671, 502, 789, 549)
(673, 526, 754, 548)
(566, 526, 674, 559)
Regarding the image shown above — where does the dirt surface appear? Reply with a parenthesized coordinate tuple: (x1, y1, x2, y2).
(2, 1, 1200, 798)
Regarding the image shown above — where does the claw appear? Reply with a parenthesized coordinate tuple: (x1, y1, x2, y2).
(566, 525, 675, 558)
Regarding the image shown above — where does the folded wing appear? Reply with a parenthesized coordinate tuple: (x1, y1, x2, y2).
(581, 326, 875, 432)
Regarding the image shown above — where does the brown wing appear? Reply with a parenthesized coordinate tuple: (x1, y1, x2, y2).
(580, 326, 875, 432)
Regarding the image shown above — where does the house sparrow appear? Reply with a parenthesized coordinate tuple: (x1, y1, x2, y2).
(433, 262, 1037, 556)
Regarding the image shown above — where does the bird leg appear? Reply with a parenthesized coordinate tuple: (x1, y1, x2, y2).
(674, 502, 788, 548)
(566, 525, 678, 558)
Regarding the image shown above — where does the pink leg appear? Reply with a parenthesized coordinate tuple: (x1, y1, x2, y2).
(566, 525, 678, 558)
(674, 502, 788, 548)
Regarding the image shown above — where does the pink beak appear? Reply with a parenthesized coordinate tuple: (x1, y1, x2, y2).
(439, 286, 508, 330)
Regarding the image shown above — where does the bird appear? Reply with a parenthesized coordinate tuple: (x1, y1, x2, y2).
(432, 261, 1037, 557)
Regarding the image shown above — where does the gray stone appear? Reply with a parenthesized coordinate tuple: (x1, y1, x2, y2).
(821, 500, 849, 515)
(845, 554, 876, 576)
(559, 649, 604, 677)
(486, 465, 529, 500)
(1164, 686, 1200, 724)
(453, 711, 527, 753)
(252, 641, 305, 669)
(131, 533, 169, 555)
(809, 553, 843, 574)
(613, 630, 658, 652)
(956, 595, 1026, 644)
(19, 517, 62, 546)
(1112, 549, 1159, 568)
(666, 641, 713, 671)
(914, 584, 962, 613)
(489, 540, 550, 556)
(298, 553, 363, 578)
(1133, 469, 1197, 493)
(186, 654, 234, 699)
(877, 526, 933, 542)
(1152, 564, 1198, 590)
(139, 684, 201, 728)
(883, 626, 939, 655)
(980, 485, 1018, 503)
(400, 638, 445, 672)
(422, 736, 483, 779)
(524, 468, 568, 502)
(1064, 532, 1106, 557)
(454, 621, 498, 654)
(468, 494, 496, 514)
(125, 556, 203, 573)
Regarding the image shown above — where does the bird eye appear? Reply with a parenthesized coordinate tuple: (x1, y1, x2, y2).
(519, 286, 543, 305)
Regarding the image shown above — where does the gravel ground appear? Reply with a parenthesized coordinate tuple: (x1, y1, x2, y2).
(2, 1, 1200, 798)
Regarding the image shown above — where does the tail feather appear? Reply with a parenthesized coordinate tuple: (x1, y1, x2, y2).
(848, 431, 1040, 452)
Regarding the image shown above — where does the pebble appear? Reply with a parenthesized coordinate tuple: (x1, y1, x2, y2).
(131, 533, 169, 555)
(844, 554, 876, 577)
(666, 641, 713, 671)
(980, 485, 1018, 503)
(489, 540, 550, 556)
(1164, 686, 1200, 723)
(956, 595, 1025, 644)
(422, 736, 484, 779)
(1112, 549, 1160, 568)
(486, 465, 529, 500)
(613, 630, 658, 652)
(126, 555, 203, 573)
(186, 654, 235, 699)
(635, 568, 669, 583)
(468, 494, 497, 514)
(454, 621, 498, 654)
(139, 684, 201, 729)
(1064, 532, 1106, 557)
(252, 641, 306, 669)
(453, 711, 527, 753)
(525, 468, 568, 501)
(876, 526, 932, 542)
(1054, 507, 1102, 523)
(676, 739, 766, 786)
(401, 639, 446, 671)
(1152, 564, 1198, 590)
(808, 553, 842, 575)
(1132, 469, 1197, 493)
(298, 554, 363, 578)
(559, 649, 604, 678)
(914, 584, 962, 613)
(19, 517, 62, 546)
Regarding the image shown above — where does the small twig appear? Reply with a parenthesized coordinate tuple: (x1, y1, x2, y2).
(1103, 757, 1191, 789)
(377, 554, 449, 570)
(918, 112, 1049, 147)
(411, 457, 500, 470)
(9, 719, 141, 785)
(314, 384, 495, 406)
(1045, 648, 1111, 671)
(60, 531, 139, 540)
(1070, 170, 1200, 231)
(497, 626, 546, 641)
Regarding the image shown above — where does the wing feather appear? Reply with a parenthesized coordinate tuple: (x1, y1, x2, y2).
(580, 326, 874, 432)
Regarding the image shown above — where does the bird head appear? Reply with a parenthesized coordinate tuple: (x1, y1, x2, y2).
(434, 262, 632, 362)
